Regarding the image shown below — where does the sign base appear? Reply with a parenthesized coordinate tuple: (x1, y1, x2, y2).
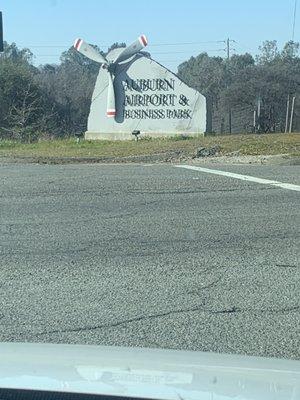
(85, 131, 204, 141)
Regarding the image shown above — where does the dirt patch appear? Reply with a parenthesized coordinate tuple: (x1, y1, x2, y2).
(190, 154, 300, 166)
(1, 152, 299, 166)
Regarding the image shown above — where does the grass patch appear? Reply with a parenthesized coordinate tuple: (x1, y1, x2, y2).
(0, 133, 299, 159)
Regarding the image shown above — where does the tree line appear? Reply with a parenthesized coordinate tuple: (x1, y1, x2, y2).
(0, 40, 299, 141)
(178, 40, 300, 133)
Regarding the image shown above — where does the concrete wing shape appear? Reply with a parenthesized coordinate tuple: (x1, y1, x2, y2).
(86, 48, 206, 140)
(73, 35, 206, 140)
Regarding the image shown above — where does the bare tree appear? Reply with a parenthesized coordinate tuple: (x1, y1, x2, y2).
(4, 82, 41, 142)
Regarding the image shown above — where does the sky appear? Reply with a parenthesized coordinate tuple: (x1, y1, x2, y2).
(1, 0, 299, 71)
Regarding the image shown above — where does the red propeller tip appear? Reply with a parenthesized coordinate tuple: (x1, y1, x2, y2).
(139, 35, 148, 47)
(74, 38, 83, 50)
(107, 109, 116, 117)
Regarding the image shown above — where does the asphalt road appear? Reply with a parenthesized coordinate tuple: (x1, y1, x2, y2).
(0, 162, 299, 360)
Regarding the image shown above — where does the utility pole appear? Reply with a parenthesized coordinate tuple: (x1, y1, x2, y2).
(227, 38, 230, 59)
(255, 96, 262, 133)
(284, 1, 297, 134)
(289, 96, 296, 133)
(292, 0, 298, 41)
(257, 97, 261, 119)
(225, 38, 235, 133)
(285, 95, 290, 133)
(0, 11, 3, 53)
(226, 38, 235, 60)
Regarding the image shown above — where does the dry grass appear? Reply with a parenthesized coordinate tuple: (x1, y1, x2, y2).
(0, 133, 299, 159)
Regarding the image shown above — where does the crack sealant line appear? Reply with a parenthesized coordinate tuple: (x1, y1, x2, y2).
(175, 165, 300, 192)
(26, 304, 300, 338)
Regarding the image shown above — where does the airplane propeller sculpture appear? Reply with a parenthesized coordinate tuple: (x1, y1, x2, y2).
(73, 35, 148, 118)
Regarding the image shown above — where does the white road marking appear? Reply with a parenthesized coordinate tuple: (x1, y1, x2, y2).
(175, 165, 300, 192)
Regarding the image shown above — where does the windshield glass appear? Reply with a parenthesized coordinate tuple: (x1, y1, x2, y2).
(0, 0, 299, 389)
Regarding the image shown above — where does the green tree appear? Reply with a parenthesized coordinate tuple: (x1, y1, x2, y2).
(281, 41, 300, 61)
(2, 41, 33, 64)
(256, 40, 279, 64)
(178, 53, 225, 99)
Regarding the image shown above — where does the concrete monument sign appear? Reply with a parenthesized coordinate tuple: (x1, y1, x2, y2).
(74, 36, 206, 140)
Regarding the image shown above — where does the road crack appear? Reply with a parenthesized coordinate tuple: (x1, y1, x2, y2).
(276, 264, 299, 269)
(30, 305, 300, 338)
(33, 303, 207, 337)
(187, 276, 223, 295)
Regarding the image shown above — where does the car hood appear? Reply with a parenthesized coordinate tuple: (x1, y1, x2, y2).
(0, 342, 299, 400)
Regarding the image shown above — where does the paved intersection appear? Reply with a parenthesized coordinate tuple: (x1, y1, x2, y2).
(1, 162, 299, 360)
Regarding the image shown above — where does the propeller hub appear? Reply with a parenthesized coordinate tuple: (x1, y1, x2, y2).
(107, 63, 117, 74)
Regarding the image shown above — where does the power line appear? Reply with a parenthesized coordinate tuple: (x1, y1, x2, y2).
(151, 49, 225, 54)
(33, 49, 226, 57)
(152, 60, 189, 63)
(234, 41, 257, 53)
(21, 40, 226, 49)
(25, 45, 67, 48)
(292, 0, 298, 41)
(149, 40, 225, 47)
(26, 38, 242, 66)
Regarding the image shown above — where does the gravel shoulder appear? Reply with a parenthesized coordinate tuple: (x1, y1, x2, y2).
(1, 153, 300, 166)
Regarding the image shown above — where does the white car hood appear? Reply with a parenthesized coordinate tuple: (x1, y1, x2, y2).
(0, 342, 299, 400)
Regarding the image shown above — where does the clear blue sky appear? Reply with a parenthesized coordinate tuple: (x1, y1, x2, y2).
(1, 0, 299, 71)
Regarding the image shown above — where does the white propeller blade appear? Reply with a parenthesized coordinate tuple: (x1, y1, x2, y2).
(106, 73, 116, 118)
(74, 38, 108, 64)
(115, 34, 148, 63)
(73, 34, 148, 119)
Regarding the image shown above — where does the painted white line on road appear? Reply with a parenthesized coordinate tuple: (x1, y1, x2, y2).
(175, 165, 300, 192)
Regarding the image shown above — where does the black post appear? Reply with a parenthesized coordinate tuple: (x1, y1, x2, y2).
(205, 97, 213, 134)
